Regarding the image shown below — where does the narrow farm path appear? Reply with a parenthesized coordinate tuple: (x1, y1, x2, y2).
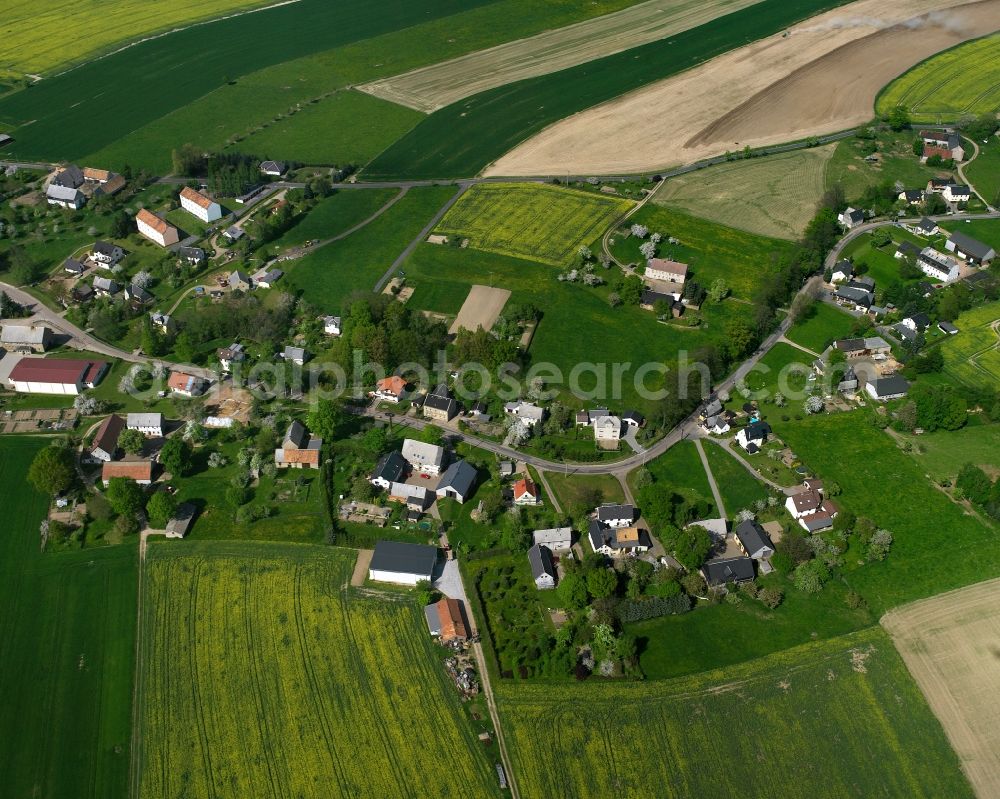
(703, 435, 792, 495)
(693, 438, 727, 519)
(778, 335, 820, 358)
(958, 137, 991, 210)
(534, 469, 564, 516)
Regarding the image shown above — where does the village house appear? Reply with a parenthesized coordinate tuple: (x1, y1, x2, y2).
(901, 313, 932, 333)
(917, 247, 960, 283)
(435, 460, 478, 504)
(8, 358, 107, 395)
(834, 336, 891, 360)
(735, 519, 775, 560)
(736, 420, 771, 454)
(894, 241, 921, 261)
(167, 371, 204, 397)
(866, 375, 910, 402)
(126, 284, 154, 308)
(368, 540, 437, 586)
(283, 345, 308, 365)
(50, 165, 84, 189)
(92, 241, 125, 268)
(830, 260, 854, 283)
(640, 289, 684, 317)
(217, 342, 245, 372)
(504, 400, 545, 427)
(702, 556, 755, 587)
(274, 420, 322, 469)
(838, 207, 864, 229)
(512, 477, 540, 506)
(424, 384, 458, 422)
(388, 482, 431, 511)
(223, 225, 244, 243)
(323, 316, 342, 336)
(946, 231, 995, 265)
(46, 183, 84, 209)
(938, 321, 959, 335)
(597, 503, 634, 528)
(943, 184, 971, 204)
(702, 412, 731, 435)
(370, 451, 408, 490)
(101, 460, 153, 486)
(92, 276, 119, 297)
(833, 284, 873, 310)
(179, 186, 223, 223)
(1, 323, 52, 353)
(252, 267, 283, 289)
(150, 312, 175, 334)
(644, 258, 688, 284)
(701, 398, 723, 420)
(587, 519, 651, 557)
(401, 438, 445, 475)
(63, 257, 86, 276)
(260, 160, 287, 177)
(228, 270, 252, 292)
(136, 209, 180, 248)
(127, 412, 163, 437)
(919, 130, 964, 162)
(88, 414, 125, 462)
(528, 543, 557, 589)
(532, 527, 573, 551)
(916, 217, 939, 236)
(178, 246, 205, 265)
(424, 597, 469, 643)
(72, 283, 94, 304)
(165, 502, 197, 539)
(373, 375, 408, 403)
(897, 189, 924, 205)
(593, 414, 622, 443)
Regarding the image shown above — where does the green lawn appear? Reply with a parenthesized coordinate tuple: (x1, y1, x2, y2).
(630, 439, 716, 513)
(544, 471, 624, 514)
(435, 183, 631, 267)
(266, 187, 399, 251)
(365, 0, 847, 179)
(701, 439, 770, 513)
(939, 300, 1000, 390)
(824, 129, 950, 200)
(740, 342, 813, 401)
(609, 205, 796, 300)
(0, 437, 136, 798)
(965, 137, 1000, 208)
(786, 301, 856, 353)
(840, 228, 929, 292)
(896, 422, 1000, 482)
(499, 626, 974, 799)
(284, 185, 457, 314)
(955, 218, 1000, 252)
(781, 412, 1000, 614)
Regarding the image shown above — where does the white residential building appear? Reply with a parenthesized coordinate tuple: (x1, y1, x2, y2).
(179, 186, 223, 223)
(943, 184, 971, 204)
(593, 415, 622, 442)
(917, 247, 960, 283)
(503, 400, 545, 427)
(136, 209, 179, 248)
(126, 412, 163, 437)
(401, 438, 445, 475)
(323, 316, 342, 336)
(645, 258, 688, 284)
(532, 527, 573, 551)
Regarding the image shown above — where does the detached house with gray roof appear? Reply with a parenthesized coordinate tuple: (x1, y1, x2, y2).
(435, 460, 478, 504)
(946, 231, 995, 265)
(528, 543, 557, 590)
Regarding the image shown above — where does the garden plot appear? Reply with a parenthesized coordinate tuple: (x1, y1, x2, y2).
(357, 0, 763, 113)
(449, 285, 511, 334)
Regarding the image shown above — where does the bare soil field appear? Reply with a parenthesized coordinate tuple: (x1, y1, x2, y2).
(486, 0, 1000, 176)
(449, 285, 511, 334)
(357, 0, 763, 113)
(882, 578, 1000, 799)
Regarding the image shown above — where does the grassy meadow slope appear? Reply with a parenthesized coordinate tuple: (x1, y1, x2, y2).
(499, 627, 973, 799)
(0, 437, 136, 798)
(137, 542, 500, 798)
(364, 0, 847, 179)
(876, 33, 1000, 122)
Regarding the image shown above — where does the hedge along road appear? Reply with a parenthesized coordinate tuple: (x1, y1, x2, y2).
(0, 0, 494, 162)
(363, 0, 850, 180)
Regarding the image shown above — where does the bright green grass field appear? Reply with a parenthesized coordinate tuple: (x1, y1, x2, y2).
(781, 412, 1000, 614)
(138, 542, 500, 798)
(266, 187, 399, 251)
(630, 439, 715, 512)
(285, 185, 458, 313)
(610, 205, 796, 300)
(740, 341, 813, 401)
(876, 34, 1000, 122)
(956, 219, 1000, 252)
(701, 439, 769, 512)
(786, 302, 857, 353)
(965, 137, 1000, 208)
(940, 300, 1000, 389)
(0, 437, 136, 798)
(840, 229, 928, 291)
(897, 422, 1000, 482)
(824, 130, 947, 200)
(401, 243, 756, 411)
(435, 183, 631, 267)
(499, 626, 973, 799)
(544, 472, 625, 513)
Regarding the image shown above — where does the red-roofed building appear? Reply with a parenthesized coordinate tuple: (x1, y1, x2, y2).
(8, 358, 108, 395)
(167, 371, 204, 397)
(513, 478, 539, 506)
(373, 375, 408, 403)
(101, 460, 154, 486)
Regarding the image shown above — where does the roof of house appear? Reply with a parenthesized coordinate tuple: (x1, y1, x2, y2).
(437, 459, 477, 498)
(622, 410, 644, 425)
(83, 166, 111, 182)
(376, 375, 408, 395)
(834, 285, 872, 305)
(426, 597, 468, 640)
(91, 413, 125, 455)
(907, 312, 932, 329)
(167, 371, 200, 392)
(401, 438, 445, 469)
(425, 392, 457, 414)
(284, 420, 310, 448)
(597, 503, 634, 523)
(900, 189, 923, 201)
(896, 241, 921, 258)
(647, 257, 688, 276)
(800, 513, 834, 533)
(789, 489, 823, 514)
(504, 400, 545, 421)
(513, 478, 538, 500)
(702, 556, 755, 585)
(178, 246, 205, 260)
(832, 259, 853, 275)
(372, 451, 408, 484)
(870, 375, 910, 397)
(938, 321, 959, 333)
(588, 519, 651, 550)
(948, 231, 994, 259)
(228, 270, 251, 286)
(533, 527, 573, 546)
(128, 284, 153, 303)
(127, 412, 162, 429)
(165, 502, 197, 536)
(93, 276, 118, 293)
(735, 519, 773, 555)
(704, 398, 723, 417)
(63, 257, 85, 273)
(1, 324, 49, 345)
(918, 217, 938, 231)
(948, 184, 971, 194)
(46, 183, 82, 202)
(742, 420, 772, 441)
(179, 186, 215, 210)
(283, 345, 307, 361)
(843, 208, 864, 223)
(9, 358, 105, 385)
(641, 289, 675, 306)
(136, 208, 174, 235)
(102, 460, 153, 481)
(52, 165, 84, 187)
(260, 160, 287, 174)
(594, 414, 621, 431)
(93, 240, 120, 257)
(528, 543, 556, 581)
(370, 540, 437, 576)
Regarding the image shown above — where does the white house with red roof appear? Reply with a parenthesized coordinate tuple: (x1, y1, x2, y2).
(179, 186, 222, 223)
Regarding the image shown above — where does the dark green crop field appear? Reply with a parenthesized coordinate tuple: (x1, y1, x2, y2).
(0, 437, 137, 798)
(0, 0, 495, 161)
(365, 0, 848, 179)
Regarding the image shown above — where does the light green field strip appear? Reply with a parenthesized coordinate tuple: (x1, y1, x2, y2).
(0, 0, 275, 78)
(357, 0, 763, 113)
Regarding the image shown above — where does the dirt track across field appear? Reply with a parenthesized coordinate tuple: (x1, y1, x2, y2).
(357, 0, 763, 113)
(882, 578, 1000, 799)
(449, 285, 511, 335)
(486, 0, 1000, 176)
